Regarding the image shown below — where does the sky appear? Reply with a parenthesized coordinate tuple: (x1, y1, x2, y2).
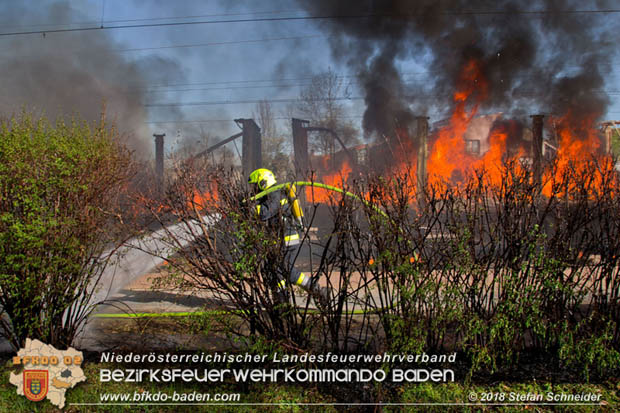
(0, 0, 618, 159)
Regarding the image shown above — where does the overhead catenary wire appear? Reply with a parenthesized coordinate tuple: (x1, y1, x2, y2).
(144, 89, 620, 108)
(136, 73, 426, 90)
(131, 65, 615, 90)
(0, 9, 304, 31)
(141, 83, 619, 94)
(142, 84, 315, 94)
(8, 6, 617, 33)
(117, 34, 323, 52)
(0, 9, 619, 37)
(145, 97, 366, 107)
(146, 116, 366, 124)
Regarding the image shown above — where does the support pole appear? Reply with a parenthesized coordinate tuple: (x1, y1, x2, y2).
(292, 118, 310, 178)
(530, 114, 544, 186)
(416, 116, 429, 197)
(235, 119, 262, 177)
(154, 133, 165, 195)
(602, 122, 613, 155)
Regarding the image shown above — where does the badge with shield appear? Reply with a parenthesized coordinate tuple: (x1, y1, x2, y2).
(23, 370, 48, 402)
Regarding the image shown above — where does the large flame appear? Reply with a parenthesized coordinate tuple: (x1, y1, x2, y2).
(306, 161, 352, 204)
(427, 59, 499, 187)
(305, 58, 613, 203)
(541, 111, 610, 197)
(190, 183, 219, 210)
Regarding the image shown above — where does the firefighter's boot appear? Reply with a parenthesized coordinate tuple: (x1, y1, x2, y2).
(308, 279, 330, 309)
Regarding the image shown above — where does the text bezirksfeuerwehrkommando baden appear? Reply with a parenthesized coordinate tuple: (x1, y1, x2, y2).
(100, 367, 454, 383)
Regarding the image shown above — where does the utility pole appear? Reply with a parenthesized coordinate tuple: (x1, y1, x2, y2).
(530, 114, 544, 187)
(416, 116, 429, 200)
(602, 121, 620, 155)
(153, 133, 165, 195)
(292, 118, 310, 178)
(235, 119, 262, 177)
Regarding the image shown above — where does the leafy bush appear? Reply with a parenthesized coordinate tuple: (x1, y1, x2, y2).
(0, 112, 133, 349)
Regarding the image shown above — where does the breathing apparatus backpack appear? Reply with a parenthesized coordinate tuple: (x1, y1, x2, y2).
(284, 183, 304, 229)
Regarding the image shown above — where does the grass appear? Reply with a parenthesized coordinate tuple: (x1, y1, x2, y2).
(391, 381, 619, 412)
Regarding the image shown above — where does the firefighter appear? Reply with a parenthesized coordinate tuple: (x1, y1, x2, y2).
(248, 168, 329, 306)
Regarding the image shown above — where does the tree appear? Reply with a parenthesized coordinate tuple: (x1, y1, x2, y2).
(0, 112, 133, 349)
(294, 69, 359, 156)
(254, 100, 290, 177)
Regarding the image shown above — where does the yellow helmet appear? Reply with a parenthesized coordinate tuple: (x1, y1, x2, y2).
(248, 168, 277, 191)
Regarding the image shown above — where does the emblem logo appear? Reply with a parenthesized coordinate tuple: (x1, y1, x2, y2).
(23, 370, 48, 402)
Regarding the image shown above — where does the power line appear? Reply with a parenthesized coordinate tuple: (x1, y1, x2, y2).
(146, 115, 365, 124)
(143, 77, 317, 90)
(145, 97, 365, 107)
(140, 74, 389, 90)
(141, 81, 620, 95)
(117, 34, 322, 52)
(143, 84, 314, 94)
(1, 10, 619, 37)
(147, 111, 620, 125)
(0, 9, 304, 31)
(135, 67, 615, 91)
(96, 9, 304, 25)
(144, 90, 620, 107)
(0, 15, 333, 37)
(443, 9, 620, 15)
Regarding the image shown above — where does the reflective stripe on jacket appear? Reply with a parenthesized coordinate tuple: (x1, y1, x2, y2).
(255, 190, 300, 246)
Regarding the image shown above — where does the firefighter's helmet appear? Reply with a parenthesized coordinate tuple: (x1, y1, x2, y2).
(248, 168, 277, 192)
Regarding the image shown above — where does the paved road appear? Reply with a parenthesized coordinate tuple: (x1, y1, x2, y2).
(91, 215, 218, 306)
(76, 215, 219, 349)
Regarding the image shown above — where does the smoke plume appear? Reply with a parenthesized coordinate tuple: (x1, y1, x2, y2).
(295, 0, 616, 140)
(0, 1, 185, 157)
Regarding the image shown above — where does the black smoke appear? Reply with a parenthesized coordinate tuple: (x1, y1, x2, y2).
(0, 1, 185, 157)
(295, 0, 616, 141)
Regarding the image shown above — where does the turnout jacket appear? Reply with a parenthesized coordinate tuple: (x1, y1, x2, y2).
(255, 189, 300, 247)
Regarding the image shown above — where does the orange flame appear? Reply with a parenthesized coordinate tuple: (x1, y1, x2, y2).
(306, 161, 352, 204)
(428, 59, 496, 187)
(189, 183, 219, 210)
(308, 58, 614, 202)
(542, 111, 611, 197)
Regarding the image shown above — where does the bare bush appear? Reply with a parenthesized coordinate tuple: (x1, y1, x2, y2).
(146, 154, 619, 378)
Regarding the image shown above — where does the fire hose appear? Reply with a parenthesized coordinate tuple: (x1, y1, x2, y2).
(94, 181, 413, 319)
(249, 180, 389, 219)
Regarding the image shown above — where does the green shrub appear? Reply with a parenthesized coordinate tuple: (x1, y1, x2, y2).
(0, 112, 133, 349)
